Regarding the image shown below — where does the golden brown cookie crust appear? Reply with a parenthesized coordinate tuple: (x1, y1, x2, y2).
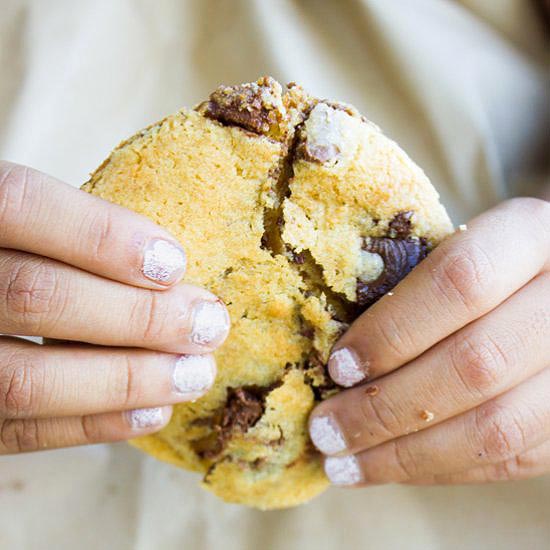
(83, 77, 452, 510)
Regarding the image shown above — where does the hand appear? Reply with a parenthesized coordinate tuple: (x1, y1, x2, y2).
(0, 162, 229, 454)
(309, 198, 550, 486)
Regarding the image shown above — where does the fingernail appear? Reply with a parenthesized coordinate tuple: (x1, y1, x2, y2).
(191, 300, 230, 346)
(324, 455, 363, 486)
(328, 347, 367, 387)
(173, 355, 215, 396)
(309, 414, 347, 455)
(142, 239, 186, 283)
(127, 407, 165, 430)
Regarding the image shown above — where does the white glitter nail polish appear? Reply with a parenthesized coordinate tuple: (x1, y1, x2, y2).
(309, 415, 347, 455)
(325, 455, 362, 485)
(173, 355, 215, 395)
(328, 348, 366, 387)
(191, 300, 229, 345)
(128, 407, 164, 430)
(142, 239, 186, 283)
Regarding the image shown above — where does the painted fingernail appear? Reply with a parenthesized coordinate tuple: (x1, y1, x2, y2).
(142, 239, 186, 283)
(191, 300, 230, 346)
(328, 347, 367, 387)
(127, 407, 165, 430)
(309, 414, 347, 455)
(324, 455, 363, 486)
(173, 355, 216, 396)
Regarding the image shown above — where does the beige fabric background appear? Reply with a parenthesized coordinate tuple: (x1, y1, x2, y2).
(0, 1, 548, 549)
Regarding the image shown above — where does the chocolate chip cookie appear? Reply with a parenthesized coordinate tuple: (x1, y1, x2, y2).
(83, 77, 453, 509)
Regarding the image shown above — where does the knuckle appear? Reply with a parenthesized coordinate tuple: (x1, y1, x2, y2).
(2, 257, 60, 325)
(129, 291, 170, 344)
(104, 355, 143, 409)
(371, 312, 414, 360)
(0, 163, 35, 229)
(433, 244, 494, 313)
(390, 440, 420, 480)
(80, 415, 101, 444)
(449, 332, 509, 398)
(0, 418, 41, 453)
(112, 355, 141, 407)
(0, 350, 42, 418)
(83, 209, 116, 263)
(359, 392, 403, 439)
(474, 403, 527, 463)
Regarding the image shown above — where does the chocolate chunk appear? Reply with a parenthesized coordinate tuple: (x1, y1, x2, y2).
(388, 211, 414, 238)
(198, 76, 284, 137)
(357, 237, 429, 308)
(221, 387, 264, 434)
(192, 384, 279, 460)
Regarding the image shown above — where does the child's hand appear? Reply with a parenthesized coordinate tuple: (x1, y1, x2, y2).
(309, 198, 550, 486)
(0, 162, 229, 454)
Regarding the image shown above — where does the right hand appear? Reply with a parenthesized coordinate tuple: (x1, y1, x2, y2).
(0, 161, 230, 454)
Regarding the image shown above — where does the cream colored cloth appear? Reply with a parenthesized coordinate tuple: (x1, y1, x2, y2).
(0, 1, 548, 549)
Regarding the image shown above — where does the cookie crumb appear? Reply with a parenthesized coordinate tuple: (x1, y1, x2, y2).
(458, 224, 468, 232)
(419, 410, 434, 422)
(365, 385, 380, 397)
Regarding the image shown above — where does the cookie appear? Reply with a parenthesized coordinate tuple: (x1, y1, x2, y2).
(83, 77, 453, 509)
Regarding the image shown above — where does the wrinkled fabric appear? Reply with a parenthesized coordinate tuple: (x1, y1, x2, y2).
(0, 1, 548, 549)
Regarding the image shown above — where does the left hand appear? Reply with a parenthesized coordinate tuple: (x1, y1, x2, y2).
(309, 198, 550, 486)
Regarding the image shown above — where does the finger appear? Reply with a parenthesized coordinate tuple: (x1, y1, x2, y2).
(322, 367, 550, 486)
(0, 406, 172, 454)
(0, 161, 186, 289)
(327, 198, 550, 386)
(309, 272, 550, 455)
(404, 438, 550, 485)
(0, 337, 216, 418)
(0, 250, 230, 353)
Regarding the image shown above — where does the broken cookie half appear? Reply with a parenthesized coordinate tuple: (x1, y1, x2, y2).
(83, 77, 453, 510)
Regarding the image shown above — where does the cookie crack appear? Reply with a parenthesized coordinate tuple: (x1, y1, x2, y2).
(259, 133, 296, 258)
(192, 83, 364, 474)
